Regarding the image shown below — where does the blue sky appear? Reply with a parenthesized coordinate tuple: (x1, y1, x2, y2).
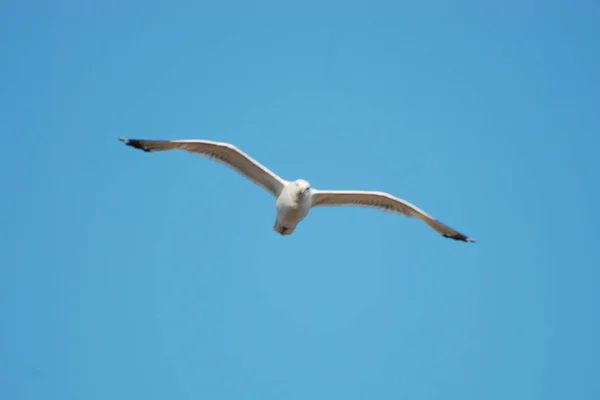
(1, 0, 599, 399)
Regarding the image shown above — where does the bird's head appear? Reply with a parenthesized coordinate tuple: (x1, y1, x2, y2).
(294, 179, 311, 195)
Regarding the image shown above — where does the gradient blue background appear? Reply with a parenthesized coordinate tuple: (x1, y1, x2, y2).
(2, 1, 599, 399)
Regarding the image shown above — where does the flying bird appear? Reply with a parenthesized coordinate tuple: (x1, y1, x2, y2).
(118, 138, 475, 243)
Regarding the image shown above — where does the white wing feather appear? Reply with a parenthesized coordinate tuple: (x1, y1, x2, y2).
(310, 190, 475, 242)
(119, 138, 287, 197)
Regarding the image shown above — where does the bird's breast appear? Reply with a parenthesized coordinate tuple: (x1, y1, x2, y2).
(276, 193, 310, 223)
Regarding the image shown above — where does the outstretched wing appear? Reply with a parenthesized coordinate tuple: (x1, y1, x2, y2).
(310, 190, 475, 242)
(119, 138, 287, 197)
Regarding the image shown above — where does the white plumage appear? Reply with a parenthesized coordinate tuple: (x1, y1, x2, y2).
(119, 138, 475, 243)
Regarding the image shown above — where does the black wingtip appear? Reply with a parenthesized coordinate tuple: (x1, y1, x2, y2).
(118, 137, 151, 152)
(443, 233, 476, 243)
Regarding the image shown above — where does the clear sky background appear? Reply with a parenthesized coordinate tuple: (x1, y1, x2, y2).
(1, 1, 599, 399)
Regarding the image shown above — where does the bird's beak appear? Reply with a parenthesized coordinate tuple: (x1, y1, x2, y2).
(300, 187, 306, 194)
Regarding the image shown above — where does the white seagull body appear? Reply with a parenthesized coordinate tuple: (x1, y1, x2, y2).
(119, 138, 475, 243)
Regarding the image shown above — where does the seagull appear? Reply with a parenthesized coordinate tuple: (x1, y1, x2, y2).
(118, 138, 475, 243)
